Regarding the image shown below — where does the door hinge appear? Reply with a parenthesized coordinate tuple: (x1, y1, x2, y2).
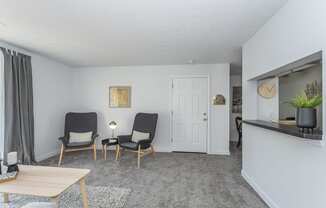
(171, 82, 174, 88)
(171, 137, 173, 142)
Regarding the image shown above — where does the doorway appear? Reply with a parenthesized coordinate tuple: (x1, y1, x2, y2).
(171, 76, 209, 153)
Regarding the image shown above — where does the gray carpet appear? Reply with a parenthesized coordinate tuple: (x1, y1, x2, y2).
(39, 143, 267, 208)
(7, 185, 130, 208)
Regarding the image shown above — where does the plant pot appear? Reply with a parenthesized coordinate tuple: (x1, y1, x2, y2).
(296, 108, 316, 129)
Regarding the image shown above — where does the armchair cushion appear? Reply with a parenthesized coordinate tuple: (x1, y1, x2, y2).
(131, 130, 150, 143)
(69, 131, 92, 143)
(66, 142, 94, 149)
(59, 133, 98, 149)
(119, 139, 151, 150)
(120, 142, 138, 150)
(118, 135, 132, 143)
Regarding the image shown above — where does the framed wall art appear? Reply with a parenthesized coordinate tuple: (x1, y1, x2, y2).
(109, 86, 131, 108)
(232, 86, 242, 113)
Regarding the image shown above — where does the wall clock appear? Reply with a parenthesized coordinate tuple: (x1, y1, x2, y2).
(258, 80, 276, 98)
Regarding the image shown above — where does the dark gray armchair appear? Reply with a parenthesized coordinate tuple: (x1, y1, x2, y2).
(116, 113, 158, 168)
(58, 112, 99, 166)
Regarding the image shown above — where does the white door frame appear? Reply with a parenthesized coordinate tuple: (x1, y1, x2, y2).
(170, 75, 210, 153)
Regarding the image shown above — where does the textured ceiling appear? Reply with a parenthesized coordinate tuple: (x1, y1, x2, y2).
(0, 0, 287, 67)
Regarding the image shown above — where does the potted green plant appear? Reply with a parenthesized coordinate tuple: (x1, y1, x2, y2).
(289, 93, 322, 130)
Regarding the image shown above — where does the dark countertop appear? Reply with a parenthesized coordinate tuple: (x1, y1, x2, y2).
(243, 120, 323, 140)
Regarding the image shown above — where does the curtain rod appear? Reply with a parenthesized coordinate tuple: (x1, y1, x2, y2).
(0, 46, 31, 58)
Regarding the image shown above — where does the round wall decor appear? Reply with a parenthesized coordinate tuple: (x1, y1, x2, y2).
(258, 80, 276, 98)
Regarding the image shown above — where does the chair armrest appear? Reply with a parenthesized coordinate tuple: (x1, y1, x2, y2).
(58, 136, 69, 147)
(117, 135, 132, 143)
(91, 133, 99, 143)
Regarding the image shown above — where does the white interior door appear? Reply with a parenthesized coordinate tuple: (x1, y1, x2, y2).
(172, 77, 208, 153)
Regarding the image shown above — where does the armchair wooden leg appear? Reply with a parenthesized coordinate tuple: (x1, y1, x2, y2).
(58, 144, 64, 166)
(115, 145, 120, 161)
(104, 144, 107, 160)
(93, 144, 97, 161)
(137, 145, 141, 168)
(115, 144, 118, 158)
(150, 145, 155, 156)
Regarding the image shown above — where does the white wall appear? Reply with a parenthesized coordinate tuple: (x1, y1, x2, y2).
(0, 41, 73, 161)
(242, 0, 326, 208)
(0, 49, 4, 154)
(230, 74, 242, 142)
(71, 64, 230, 154)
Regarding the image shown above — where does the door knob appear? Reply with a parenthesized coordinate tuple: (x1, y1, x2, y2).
(203, 118, 208, 121)
(203, 113, 207, 116)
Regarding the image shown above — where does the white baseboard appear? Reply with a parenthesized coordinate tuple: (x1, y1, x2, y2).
(209, 150, 230, 155)
(35, 145, 229, 161)
(241, 169, 279, 208)
(95, 144, 172, 152)
(36, 149, 59, 162)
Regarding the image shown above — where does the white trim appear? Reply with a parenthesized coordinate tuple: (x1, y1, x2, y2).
(241, 169, 279, 208)
(154, 146, 172, 152)
(298, 138, 325, 147)
(170, 75, 210, 153)
(35, 149, 59, 162)
(96, 143, 172, 153)
(206, 74, 211, 153)
(209, 150, 230, 155)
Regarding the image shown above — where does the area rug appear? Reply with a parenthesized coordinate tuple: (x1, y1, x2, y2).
(3, 185, 131, 208)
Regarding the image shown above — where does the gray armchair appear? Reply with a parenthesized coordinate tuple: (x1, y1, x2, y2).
(58, 112, 99, 166)
(116, 113, 158, 168)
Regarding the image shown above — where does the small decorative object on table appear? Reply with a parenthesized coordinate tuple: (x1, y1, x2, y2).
(7, 152, 19, 173)
(0, 171, 18, 183)
(0, 152, 19, 183)
(108, 121, 117, 138)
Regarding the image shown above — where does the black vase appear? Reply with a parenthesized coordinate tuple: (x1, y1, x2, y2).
(296, 108, 316, 129)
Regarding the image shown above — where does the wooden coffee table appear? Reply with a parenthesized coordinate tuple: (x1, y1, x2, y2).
(0, 165, 90, 208)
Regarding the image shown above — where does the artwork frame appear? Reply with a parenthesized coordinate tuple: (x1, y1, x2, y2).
(232, 86, 242, 113)
(109, 86, 132, 108)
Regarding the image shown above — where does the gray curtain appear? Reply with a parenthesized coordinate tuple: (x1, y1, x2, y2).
(1, 47, 35, 164)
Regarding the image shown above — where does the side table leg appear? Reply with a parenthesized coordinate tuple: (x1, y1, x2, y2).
(104, 144, 107, 160)
(80, 178, 89, 208)
(115, 145, 120, 161)
(102, 144, 104, 158)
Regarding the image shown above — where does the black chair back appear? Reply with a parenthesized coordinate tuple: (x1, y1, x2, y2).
(64, 112, 98, 138)
(132, 113, 158, 141)
(235, 116, 242, 134)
